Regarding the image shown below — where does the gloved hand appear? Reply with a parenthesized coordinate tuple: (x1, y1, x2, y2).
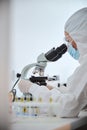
(46, 81, 58, 90)
(18, 79, 33, 93)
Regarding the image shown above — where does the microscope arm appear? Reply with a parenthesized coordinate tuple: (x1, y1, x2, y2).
(21, 63, 37, 79)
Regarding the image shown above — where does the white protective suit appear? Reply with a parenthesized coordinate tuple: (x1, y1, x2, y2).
(19, 8, 87, 117)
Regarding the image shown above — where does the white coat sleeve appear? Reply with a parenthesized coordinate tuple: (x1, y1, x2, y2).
(50, 89, 80, 117)
(29, 84, 52, 101)
(29, 84, 79, 117)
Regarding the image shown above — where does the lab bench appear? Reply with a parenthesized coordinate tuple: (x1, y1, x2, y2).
(10, 110, 87, 130)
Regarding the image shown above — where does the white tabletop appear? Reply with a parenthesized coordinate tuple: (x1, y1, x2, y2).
(10, 110, 87, 130)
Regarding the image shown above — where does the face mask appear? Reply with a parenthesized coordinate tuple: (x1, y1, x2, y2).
(68, 43, 80, 60)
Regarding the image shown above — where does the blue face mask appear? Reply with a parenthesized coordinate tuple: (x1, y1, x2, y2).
(68, 44, 80, 60)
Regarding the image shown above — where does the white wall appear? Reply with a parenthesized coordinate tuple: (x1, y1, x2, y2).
(10, 0, 87, 95)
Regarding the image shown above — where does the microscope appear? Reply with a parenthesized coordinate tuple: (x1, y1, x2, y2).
(9, 43, 67, 101)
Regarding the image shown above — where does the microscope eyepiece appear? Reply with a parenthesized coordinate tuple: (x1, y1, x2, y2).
(56, 44, 67, 54)
(45, 44, 67, 61)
